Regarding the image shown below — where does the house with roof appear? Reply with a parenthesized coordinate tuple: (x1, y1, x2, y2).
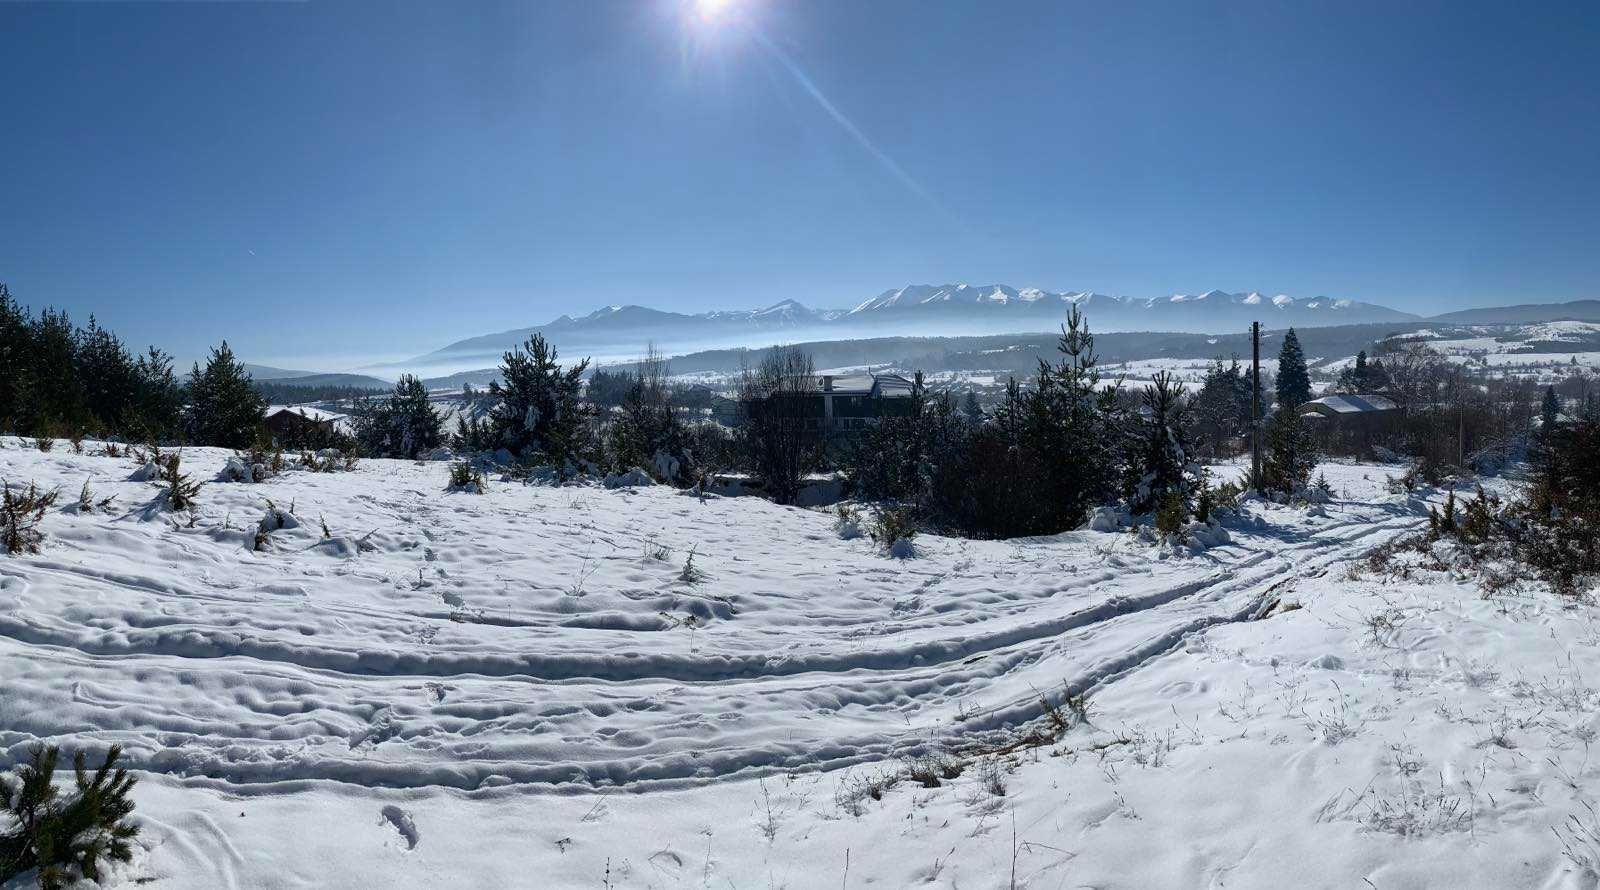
(1298, 394, 1401, 444)
(741, 373, 918, 432)
(265, 405, 350, 447)
(1299, 393, 1399, 421)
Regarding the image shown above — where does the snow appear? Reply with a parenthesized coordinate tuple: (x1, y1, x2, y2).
(1303, 393, 1398, 413)
(3, 441, 1599, 888)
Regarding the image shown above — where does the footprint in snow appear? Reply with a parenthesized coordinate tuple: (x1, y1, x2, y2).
(648, 849, 685, 872)
(380, 805, 420, 850)
(350, 706, 401, 749)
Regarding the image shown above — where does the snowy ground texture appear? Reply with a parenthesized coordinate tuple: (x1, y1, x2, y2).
(4, 440, 1600, 889)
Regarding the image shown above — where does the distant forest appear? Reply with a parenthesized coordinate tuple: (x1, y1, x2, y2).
(253, 380, 387, 405)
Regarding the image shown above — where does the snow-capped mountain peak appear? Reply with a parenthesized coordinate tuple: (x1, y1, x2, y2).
(420, 283, 1417, 365)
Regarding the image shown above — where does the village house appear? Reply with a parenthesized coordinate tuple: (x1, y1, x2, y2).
(264, 405, 349, 447)
(740, 373, 918, 432)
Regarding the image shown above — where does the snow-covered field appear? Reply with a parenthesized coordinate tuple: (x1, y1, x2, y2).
(4, 441, 1600, 889)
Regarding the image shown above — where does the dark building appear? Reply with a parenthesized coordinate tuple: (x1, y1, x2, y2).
(264, 405, 348, 446)
(742, 373, 918, 431)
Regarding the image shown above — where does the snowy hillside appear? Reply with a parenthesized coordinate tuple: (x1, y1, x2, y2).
(3, 442, 1600, 888)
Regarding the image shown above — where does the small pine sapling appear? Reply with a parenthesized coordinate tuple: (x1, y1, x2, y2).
(3, 482, 61, 555)
(1195, 485, 1215, 524)
(447, 461, 486, 493)
(1155, 491, 1187, 537)
(869, 506, 918, 556)
(159, 453, 202, 512)
(0, 744, 141, 890)
(1438, 490, 1458, 535)
(679, 545, 706, 584)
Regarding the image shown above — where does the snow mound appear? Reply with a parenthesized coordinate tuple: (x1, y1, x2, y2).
(603, 468, 655, 489)
(128, 460, 161, 481)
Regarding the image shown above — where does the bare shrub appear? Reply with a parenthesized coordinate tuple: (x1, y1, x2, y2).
(903, 751, 962, 788)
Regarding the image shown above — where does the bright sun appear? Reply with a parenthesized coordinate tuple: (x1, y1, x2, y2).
(693, 0, 735, 23)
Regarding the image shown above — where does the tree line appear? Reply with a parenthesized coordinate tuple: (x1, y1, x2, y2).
(0, 284, 269, 447)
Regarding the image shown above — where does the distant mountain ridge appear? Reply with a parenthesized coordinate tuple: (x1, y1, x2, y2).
(1428, 299, 1600, 325)
(410, 283, 1418, 368)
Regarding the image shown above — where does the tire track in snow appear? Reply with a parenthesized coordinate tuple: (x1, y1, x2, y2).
(0, 513, 1425, 790)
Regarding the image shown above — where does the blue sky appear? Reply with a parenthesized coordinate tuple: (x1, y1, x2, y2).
(2, 0, 1598, 369)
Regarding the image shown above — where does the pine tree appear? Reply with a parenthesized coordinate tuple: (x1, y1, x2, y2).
(1191, 357, 1253, 457)
(187, 342, 267, 448)
(0, 744, 140, 890)
(19, 308, 89, 437)
(1263, 405, 1316, 495)
(392, 375, 444, 458)
(132, 347, 184, 441)
(961, 390, 983, 424)
(1335, 350, 1370, 393)
(1027, 306, 1121, 528)
(351, 376, 444, 459)
(1275, 328, 1312, 410)
(0, 284, 30, 433)
(488, 333, 590, 465)
(1541, 385, 1562, 433)
(1135, 371, 1192, 514)
(76, 316, 140, 436)
(607, 346, 690, 480)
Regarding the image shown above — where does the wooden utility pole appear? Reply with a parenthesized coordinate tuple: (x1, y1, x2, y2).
(1251, 321, 1262, 491)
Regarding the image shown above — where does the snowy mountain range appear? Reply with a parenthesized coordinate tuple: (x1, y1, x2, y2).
(408, 284, 1417, 369)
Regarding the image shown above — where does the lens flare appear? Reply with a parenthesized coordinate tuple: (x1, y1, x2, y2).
(694, 0, 734, 23)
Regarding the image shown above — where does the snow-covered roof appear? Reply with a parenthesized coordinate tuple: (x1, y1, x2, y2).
(1301, 394, 1397, 414)
(872, 374, 916, 398)
(267, 405, 348, 424)
(823, 374, 876, 394)
(812, 373, 916, 397)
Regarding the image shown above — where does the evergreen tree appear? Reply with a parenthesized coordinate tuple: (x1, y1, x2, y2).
(1134, 371, 1192, 514)
(0, 744, 140, 890)
(607, 347, 689, 481)
(1191, 357, 1254, 457)
(0, 285, 29, 432)
(1541, 385, 1562, 434)
(1263, 405, 1316, 495)
(961, 390, 983, 424)
(1365, 357, 1392, 394)
(76, 317, 140, 435)
(1335, 350, 1371, 393)
(1023, 306, 1121, 528)
(352, 375, 444, 458)
(131, 348, 184, 441)
(1275, 328, 1312, 410)
(0, 285, 184, 442)
(19, 308, 89, 436)
(488, 333, 590, 465)
(187, 341, 266, 448)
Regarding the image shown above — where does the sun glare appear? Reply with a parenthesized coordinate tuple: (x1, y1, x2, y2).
(693, 0, 735, 24)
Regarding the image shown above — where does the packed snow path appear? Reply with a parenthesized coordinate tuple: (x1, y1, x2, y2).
(0, 444, 1417, 794)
